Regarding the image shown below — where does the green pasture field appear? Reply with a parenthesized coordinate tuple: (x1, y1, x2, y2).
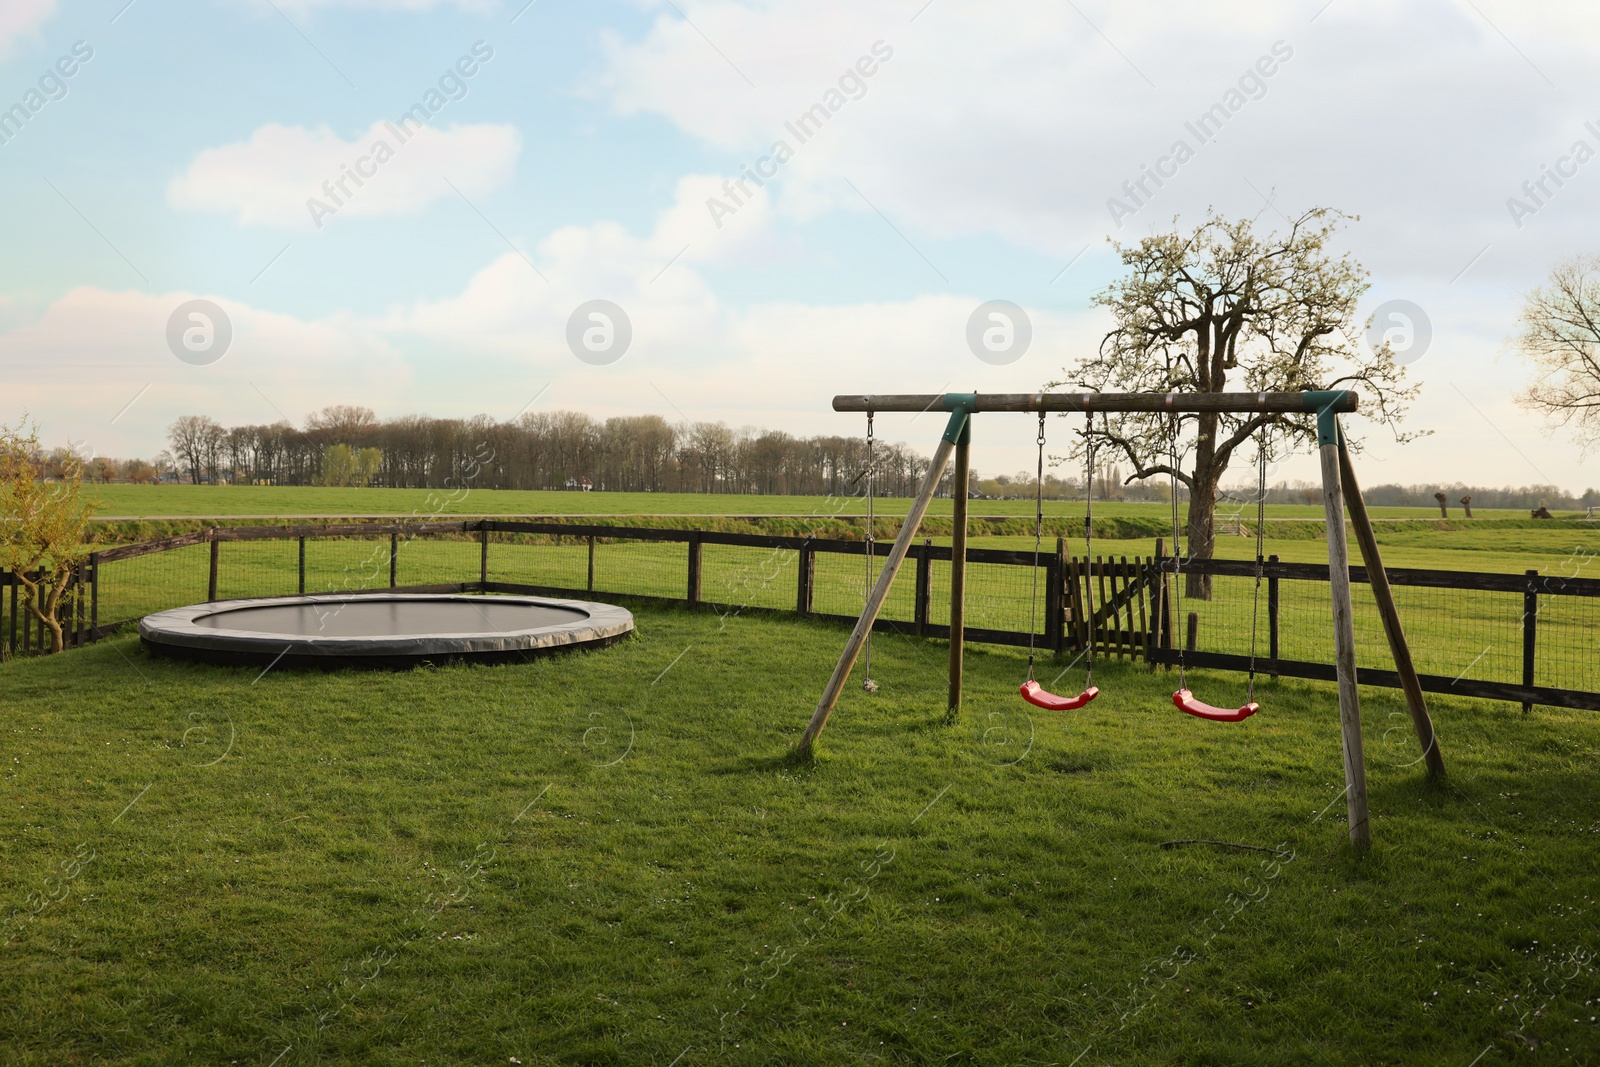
(968, 523, 1600, 577)
(3, 607, 1597, 1064)
(85, 484, 1549, 522)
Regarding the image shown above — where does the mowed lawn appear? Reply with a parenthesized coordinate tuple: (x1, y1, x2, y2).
(85, 484, 1543, 522)
(3, 605, 1599, 1064)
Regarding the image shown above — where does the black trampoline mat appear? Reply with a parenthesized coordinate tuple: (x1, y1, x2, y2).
(192, 598, 590, 638)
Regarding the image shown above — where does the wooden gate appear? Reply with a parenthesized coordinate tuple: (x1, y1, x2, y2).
(1062, 554, 1164, 660)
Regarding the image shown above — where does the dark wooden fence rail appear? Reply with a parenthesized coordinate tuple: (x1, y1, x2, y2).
(7, 521, 1600, 716)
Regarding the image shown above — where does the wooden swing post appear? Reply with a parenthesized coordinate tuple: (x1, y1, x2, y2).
(1316, 405, 1371, 850)
(948, 416, 972, 714)
(797, 400, 973, 758)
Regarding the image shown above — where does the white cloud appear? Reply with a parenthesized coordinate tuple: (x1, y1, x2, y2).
(168, 120, 520, 231)
(7, 147, 1589, 490)
(597, 0, 1600, 283)
(0, 286, 414, 460)
(0, 0, 55, 61)
(245, 0, 496, 13)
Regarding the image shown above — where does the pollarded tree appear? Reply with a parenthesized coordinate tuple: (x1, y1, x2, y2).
(1056, 208, 1420, 598)
(0, 421, 98, 654)
(1514, 256, 1600, 448)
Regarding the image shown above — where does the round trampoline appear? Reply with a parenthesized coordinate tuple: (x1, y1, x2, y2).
(139, 593, 633, 670)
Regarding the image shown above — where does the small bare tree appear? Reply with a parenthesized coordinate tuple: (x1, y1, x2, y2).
(1056, 208, 1420, 597)
(1515, 256, 1600, 448)
(0, 421, 98, 653)
(168, 415, 223, 485)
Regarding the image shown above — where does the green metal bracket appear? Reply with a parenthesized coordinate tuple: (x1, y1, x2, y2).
(940, 393, 978, 445)
(1303, 390, 1351, 447)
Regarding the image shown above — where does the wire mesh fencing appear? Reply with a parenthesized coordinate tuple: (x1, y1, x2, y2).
(89, 526, 484, 636)
(98, 543, 211, 626)
(701, 543, 800, 613)
(1153, 556, 1600, 710)
(20, 518, 1600, 711)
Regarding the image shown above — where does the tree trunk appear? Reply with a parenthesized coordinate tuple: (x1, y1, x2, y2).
(1184, 413, 1220, 600)
(15, 572, 67, 654)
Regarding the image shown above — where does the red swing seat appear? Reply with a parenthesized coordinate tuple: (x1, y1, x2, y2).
(1020, 680, 1099, 711)
(1172, 688, 1259, 723)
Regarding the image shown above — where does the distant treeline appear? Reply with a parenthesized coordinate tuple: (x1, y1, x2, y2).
(153, 407, 953, 496)
(45, 406, 1596, 507)
(1218, 480, 1600, 510)
(1357, 482, 1599, 510)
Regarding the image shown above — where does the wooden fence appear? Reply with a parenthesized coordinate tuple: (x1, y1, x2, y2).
(5, 521, 1600, 715)
(1147, 553, 1600, 713)
(1, 520, 1143, 659)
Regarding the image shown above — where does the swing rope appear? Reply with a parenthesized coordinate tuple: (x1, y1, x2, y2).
(862, 410, 878, 694)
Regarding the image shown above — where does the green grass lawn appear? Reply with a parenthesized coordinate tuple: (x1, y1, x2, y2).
(86, 484, 1550, 522)
(3, 606, 1598, 1064)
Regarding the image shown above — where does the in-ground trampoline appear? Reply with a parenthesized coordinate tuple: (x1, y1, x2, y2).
(139, 593, 633, 669)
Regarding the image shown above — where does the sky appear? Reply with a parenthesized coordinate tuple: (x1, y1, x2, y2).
(2, 0, 1599, 490)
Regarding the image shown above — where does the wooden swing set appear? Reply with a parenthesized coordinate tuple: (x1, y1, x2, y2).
(797, 390, 1448, 850)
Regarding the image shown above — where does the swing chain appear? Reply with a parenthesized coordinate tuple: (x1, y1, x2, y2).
(1082, 409, 1094, 688)
(1024, 405, 1046, 681)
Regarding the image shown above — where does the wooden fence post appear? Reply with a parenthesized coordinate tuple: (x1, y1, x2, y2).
(587, 534, 596, 593)
(914, 539, 931, 635)
(76, 564, 86, 647)
(1142, 555, 1158, 665)
(71, 565, 81, 648)
(1049, 536, 1066, 654)
(686, 532, 702, 605)
(480, 523, 490, 590)
(1152, 538, 1170, 666)
(1268, 553, 1280, 679)
(1523, 569, 1538, 714)
(1067, 557, 1088, 652)
(797, 537, 815, 615)
(390, 531, 399, 588)
(948, 421, 972, 714)
(208, 535, 220, 602)
(298, 536, 307, 595)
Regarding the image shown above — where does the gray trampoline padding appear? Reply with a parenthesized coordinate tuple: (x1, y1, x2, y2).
(139, 593, 634, 662)
(193, 599, 588, 638)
